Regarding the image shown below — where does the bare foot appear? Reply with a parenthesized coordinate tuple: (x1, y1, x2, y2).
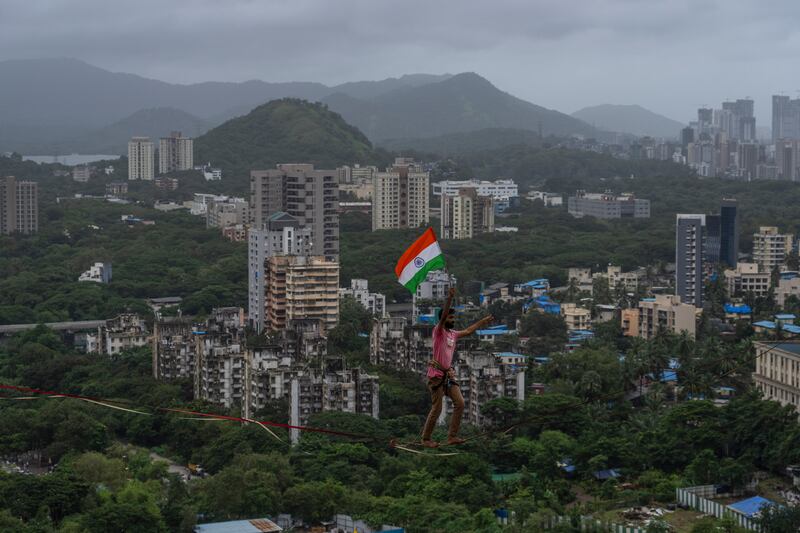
(447, 437, 466, 445)
(421, 440, 439, 448)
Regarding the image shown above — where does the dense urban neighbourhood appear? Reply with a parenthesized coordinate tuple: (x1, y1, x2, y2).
(6, 116, 800, 532)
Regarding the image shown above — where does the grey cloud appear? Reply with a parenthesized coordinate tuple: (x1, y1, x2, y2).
(2, 0, 800, 121)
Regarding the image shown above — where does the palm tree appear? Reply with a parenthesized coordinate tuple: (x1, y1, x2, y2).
(578, 370, 603, 401)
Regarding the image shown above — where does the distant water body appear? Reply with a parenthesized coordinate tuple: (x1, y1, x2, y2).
(23, 154, 120, 166)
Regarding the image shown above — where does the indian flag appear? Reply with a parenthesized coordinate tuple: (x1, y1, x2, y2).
(395, 227, 446, 293)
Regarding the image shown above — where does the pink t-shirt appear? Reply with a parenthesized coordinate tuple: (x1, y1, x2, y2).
(427, 325, 459, 378)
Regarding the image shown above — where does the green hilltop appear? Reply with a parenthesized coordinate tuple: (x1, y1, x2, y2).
(194, 98, 383, 190)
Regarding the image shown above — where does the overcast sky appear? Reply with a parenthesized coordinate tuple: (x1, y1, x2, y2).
(3, 0, 800, 123)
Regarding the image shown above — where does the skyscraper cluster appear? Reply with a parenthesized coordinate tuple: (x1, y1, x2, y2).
(685, 100, 759, 179)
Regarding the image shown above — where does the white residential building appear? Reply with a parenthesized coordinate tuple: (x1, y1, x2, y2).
(72, 165, 92, 182)
(413, 271, 456, 320)
(187, 193, 229, 216)
(724, 262, 771, 298)
(339, 279, 386, 317)
(79, 262, 112, 284)
(432, 179, 518, 199)
(753, 226, 793, 271)
(206, 197, 249, 229)
(527, 191, 563, 206)
(128, 137, 154, 180)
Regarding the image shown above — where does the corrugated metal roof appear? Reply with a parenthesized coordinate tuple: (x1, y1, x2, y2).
(195, 518, 282, 532)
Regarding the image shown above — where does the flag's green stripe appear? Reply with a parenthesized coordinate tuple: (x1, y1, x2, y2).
(403, 255, 445, 292)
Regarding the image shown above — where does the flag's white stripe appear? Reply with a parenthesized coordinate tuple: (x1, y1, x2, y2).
(398, 241, 442, 285)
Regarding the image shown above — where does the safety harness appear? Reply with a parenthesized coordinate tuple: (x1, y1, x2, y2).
(428, 359, 458, 392)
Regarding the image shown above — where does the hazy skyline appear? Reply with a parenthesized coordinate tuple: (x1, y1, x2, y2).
(3, 0, 800, 123)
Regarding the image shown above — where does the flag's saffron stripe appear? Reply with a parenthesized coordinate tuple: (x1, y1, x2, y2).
(395, 227, 438, 277)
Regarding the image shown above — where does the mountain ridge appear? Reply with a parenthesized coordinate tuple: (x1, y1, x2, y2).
(0, 58, 599, 152)
(323, 72, 598, 141)
(571, 104, 685, 139)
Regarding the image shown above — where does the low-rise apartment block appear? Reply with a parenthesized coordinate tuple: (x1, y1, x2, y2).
(106, 182, 128, 197)
(370, 318, 432, 375)
(72, 165, 92, 182)
(776, 275, 800, 309)
(369, 316, 524, 427)
(152, 309, 378, 443)
(567, 265, 641, 295)
(527, 191, 563, 206)
(724, 262, 771, 298)
(752, 226, 793, 271)
(339, 279, 386, 317)
(206, 197, 249, 229)
(93, 314, 149, 356)
(561, 303, 592, 332)
(625, 295, 696, 340)
(152, 316, 197, 381)
(433, 179, 518, 199)
(154, 177, 179, 191)
(78, 262, 112, 284)
(568, 191, 650, 219)
(753, 341, 800, 413)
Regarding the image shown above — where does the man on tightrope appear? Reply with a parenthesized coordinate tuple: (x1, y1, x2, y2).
(421, 286, 494, 448)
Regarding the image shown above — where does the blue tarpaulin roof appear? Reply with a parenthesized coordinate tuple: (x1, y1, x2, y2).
(660, 370, 678, 383)
(559, 459, 576, 474)
(727, 496, 776, 518)
(593, 469, 620, 480)
(496, 352, 526, 358)
(478, 329, 511, 335)
(724, 303, 752, 314)
(775, 313, 797, 320)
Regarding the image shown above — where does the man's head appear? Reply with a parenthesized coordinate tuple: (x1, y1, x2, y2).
(438, 307, 456, 329)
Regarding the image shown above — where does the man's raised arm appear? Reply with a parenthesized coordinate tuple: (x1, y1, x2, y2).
(437, 286, 456, 328)
(457, 314, 494, 338)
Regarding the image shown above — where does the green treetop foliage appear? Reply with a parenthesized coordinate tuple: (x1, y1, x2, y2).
(0, 201, 245, 324)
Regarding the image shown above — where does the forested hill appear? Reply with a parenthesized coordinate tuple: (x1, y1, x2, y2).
(378, 127, 544, 156)
(323, 72, 599, 141)
(193, 99, 386, 191)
